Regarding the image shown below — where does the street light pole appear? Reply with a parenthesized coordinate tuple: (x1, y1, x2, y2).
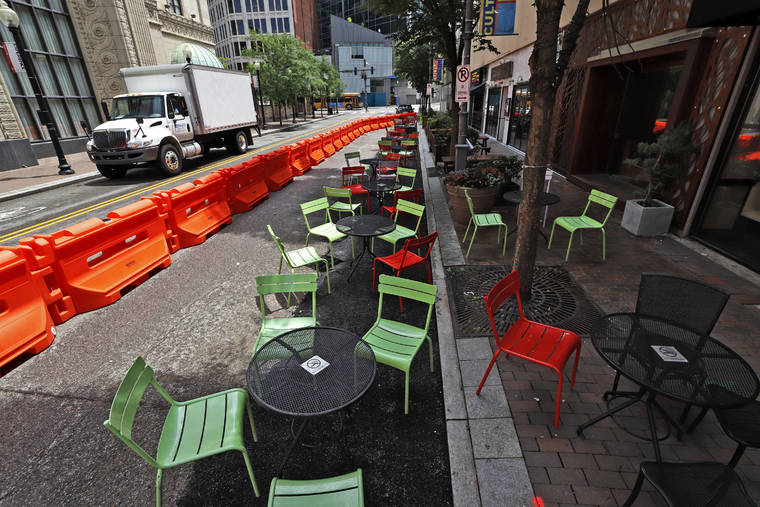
(0, 0, 73, 175)
(254, 61, 266, 128)
(454, 0, 474, 173)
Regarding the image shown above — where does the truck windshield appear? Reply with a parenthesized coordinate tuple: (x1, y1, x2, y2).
(111, 95, 164, 119)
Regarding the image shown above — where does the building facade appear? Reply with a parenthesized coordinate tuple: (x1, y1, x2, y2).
(207, 0, 318, 70)
(0, 0, 214, 169)
(330, 15, 393, 106)
(317, 0, 397, 51)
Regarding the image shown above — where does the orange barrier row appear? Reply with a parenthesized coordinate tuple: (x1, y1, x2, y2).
(221, 158, 269, 215)
(0, 247, 56, 371)
(289, 141, 312, 176)
(1, 114, 403, 368)
(265, 146, 294, 190)
(23, 200, 172, 314)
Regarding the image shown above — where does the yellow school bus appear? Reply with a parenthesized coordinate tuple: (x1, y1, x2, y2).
(314, 93, 363, 110)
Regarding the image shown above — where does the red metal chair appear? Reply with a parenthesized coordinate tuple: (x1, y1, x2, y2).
(342, 166, 371, 211)
(476, 271, 581, 427)
(382, 188, 422, 217)
(373, 231, 438, 311)
(377, 159, 399, 177)
(382, 152, 401, 161)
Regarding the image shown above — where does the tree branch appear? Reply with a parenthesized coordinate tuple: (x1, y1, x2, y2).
(553, 0, 590, 89)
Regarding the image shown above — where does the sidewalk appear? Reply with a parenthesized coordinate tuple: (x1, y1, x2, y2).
(421, 131, 760, 505)
(0, 112, 344, 202)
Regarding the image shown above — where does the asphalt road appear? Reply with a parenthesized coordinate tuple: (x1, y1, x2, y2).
(0, 109, 385, 244)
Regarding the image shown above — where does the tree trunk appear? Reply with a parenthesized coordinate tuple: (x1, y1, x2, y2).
(512, 0, 564, 300)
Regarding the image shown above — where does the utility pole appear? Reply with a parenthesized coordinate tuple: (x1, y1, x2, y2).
(454, 0, 474, 173)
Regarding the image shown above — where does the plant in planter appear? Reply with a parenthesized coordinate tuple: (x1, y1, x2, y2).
(621, 122, 697, 236)
(469, 156, 523, 192)
(443, 165, 507, 224)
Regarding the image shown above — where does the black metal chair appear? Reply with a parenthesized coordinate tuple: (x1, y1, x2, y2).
(623, 461, 756, 507)
(606, 273, 730, 401)
(713, 400, 760, 468)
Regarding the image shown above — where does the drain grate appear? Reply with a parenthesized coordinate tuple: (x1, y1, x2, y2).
(446, 265, 603, 337)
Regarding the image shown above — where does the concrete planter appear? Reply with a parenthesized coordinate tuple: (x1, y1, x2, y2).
(446, 184, 499, 224)
(621, 199, 675, 236)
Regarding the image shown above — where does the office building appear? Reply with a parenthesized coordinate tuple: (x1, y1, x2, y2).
(317, 0, 397, 51)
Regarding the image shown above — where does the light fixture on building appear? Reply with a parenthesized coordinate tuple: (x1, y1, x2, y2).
(183, 45, 192, 64)
(0, 0, 73, 175)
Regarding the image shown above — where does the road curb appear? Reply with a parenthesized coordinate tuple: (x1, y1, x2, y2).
(0, 171, 102, 203)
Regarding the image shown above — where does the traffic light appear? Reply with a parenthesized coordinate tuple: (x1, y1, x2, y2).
(370, 66, 374, 75)
(354, 67, 357, 75)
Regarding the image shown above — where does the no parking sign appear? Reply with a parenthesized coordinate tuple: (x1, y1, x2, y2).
(455, 65, 470, 103)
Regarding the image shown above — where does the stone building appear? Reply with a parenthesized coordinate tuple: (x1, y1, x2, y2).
(0, 0, 214, 170)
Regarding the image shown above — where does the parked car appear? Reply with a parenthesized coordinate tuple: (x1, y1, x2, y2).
(396, 104, 413, 113)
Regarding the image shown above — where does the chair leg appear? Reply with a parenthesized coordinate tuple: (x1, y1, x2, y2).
(601, 227, 606, 260)
(501, 225, 508, 256)
(548, 221, 557, 248)
(554, 372, 564, 428)
(350, 237, 355, 259)
(278, 257, 283, 274)
(466, 226, 478, 258)
(323, 260, 331, 294)
(463, 218, 473, 243)
(428, 336, 434, 372)
(425, 260, 432, 284)
(372, 258, 378, 291)
(622, 468, 646, 507)
(579, 229, 583, 245)
(564, 231, 574, 261)
(305, 231, 311, 246)
(241, 450, 261, 498)
(246, 398, 258, 442)
(328, 241, 335, 269)
(729, 444, 747, 468)
(476, 350, 500, 395)
(404, 370, 410, 415)
(570, 343, 581, 387)
(155, 469, 163, 507)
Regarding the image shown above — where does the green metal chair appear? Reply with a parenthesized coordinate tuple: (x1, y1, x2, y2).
(399, 139, 418, 168)
(362, 275, 437, 414)
(268, 469, 364, 506)
(394, 166, 417, 193)
(323, 186, 362, 217)
(344, 151, 361, 166)
(462, 189, 508, 258)
(254, 273, 318, 356)
(301, 196, 353, 268)
(104, 357, 259, 506)
(378, 140, 392, 153)
(373, 199, 425, 253)
(268, 224, 331, 294)
(548, 189, 618, 261)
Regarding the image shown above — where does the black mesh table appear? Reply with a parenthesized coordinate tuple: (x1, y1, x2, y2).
(246, 326, 375, 476)
(578, 313, 760, 462)
(336, 215, 395, 280)
(502, 191, 561, 244)
(363, 180, 401, 214)
(360, 157, 380, 180)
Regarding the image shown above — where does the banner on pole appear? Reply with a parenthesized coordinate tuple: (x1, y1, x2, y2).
(432, 58, 444, 83)
(481, 0, 516, 36)
(455, 65, 470, 103)
(2, 42, 25, 73)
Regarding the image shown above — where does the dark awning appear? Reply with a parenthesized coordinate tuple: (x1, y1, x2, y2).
(687, 0, 760, 27)
(470, 82, 486, 94)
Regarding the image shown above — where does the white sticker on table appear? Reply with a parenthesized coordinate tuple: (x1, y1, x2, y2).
(301, 355, 330, 375)
(651, 345, 688, 362)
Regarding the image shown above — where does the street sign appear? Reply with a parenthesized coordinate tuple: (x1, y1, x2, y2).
(455, 64, 470, 103)
(2, 42, 25, 73)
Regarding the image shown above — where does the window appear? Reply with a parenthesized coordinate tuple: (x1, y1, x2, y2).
(237, 20, 244, 35)
(167, 95, 188, 117)
(230, 20, 236, 34)
(233, 0, 242, 12)
(245, 0, 252, 10)
(283, 17, 289, 32)
(281, 0, 287, 10)
(259, 17, 267, 32)
(168, 0, 182, 15)
(351, 46, 363, 59)
(270, 18, 277, 32)
(0, 1, 99, 140)
(277, 18, 283, 32)
(253, 18, 260, 32)
(234, 43, 240, 56)
(258, 0, 264, 12)
(269, 0, 274, 10)
(248, 19, 254, 30)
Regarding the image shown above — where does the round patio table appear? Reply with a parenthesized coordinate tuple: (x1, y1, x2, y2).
(503, 191, 561, 243)
(363, 180, 401, 214)
(578, 313, 760, 462)
(360, 157, 380, 180)
(246, 326, 376, 476)
(336, 215, 395, 280)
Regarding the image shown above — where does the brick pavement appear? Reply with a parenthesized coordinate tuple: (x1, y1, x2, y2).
(445, 170, 760, 506)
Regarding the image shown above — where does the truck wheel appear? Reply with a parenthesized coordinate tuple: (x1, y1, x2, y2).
(159, 143, 182, 176)
(227, 130, 248, 154)
(345, 104, 352, 110)
(96, 165, 127, 179)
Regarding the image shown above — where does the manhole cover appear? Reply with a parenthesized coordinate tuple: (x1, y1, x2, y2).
(447, 265, 602, 337)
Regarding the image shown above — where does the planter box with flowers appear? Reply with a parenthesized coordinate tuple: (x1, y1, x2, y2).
(444, 156, 523, 224)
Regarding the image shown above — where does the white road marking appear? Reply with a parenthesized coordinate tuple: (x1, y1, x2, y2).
(0, 206, 47, 223)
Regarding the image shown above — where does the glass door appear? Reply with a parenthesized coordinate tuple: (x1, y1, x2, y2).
(485, 87, 502, 138)
(507, 84, 531, 152)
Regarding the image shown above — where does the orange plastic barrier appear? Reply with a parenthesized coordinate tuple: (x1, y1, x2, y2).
(289, 140, 312, 176)
(370, 117, 381, 130)
(26, 200, 172, 314)
(348, 121, 359, 141)
(308, 135, 325, 165)
(332, 129, 344, 151)
(0, 248, 57, 370)
(265, 146, 294, 190)
(222, 159, 269, 214)
(151, 171, 232, 249)
(340, 125, 351, 145)
(360, 118, 371, 134)
(322, 132, 336, 157)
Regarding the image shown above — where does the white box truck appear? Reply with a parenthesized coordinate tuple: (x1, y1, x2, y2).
(86, 64, 257, 178)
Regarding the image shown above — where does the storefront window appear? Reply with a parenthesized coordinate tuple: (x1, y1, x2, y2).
(694, 61, 760, 272)
(0, 1, 100, 141)
(485, 87, 502, 138)
(470, 89, 484, 130)
(507, 84, 531, 152)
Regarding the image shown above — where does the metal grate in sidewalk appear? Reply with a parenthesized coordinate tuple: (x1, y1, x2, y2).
(446, 265, 602, 337)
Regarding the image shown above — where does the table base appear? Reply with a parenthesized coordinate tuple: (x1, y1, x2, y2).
(346, 236, 378, 281)
(577, 388, 684, 463)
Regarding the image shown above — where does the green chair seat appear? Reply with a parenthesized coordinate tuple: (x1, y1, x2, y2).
(324, 186, 362, 217)
(268, 225, 330, 294)
(548, 189, 618, 261)
(362, 275, 437, 414)
(301, 197, 354, 269)
(374, 199, 424, 253)
(462, 189, 508, 258)
(104, 358, 260, 506)
(268, 469, 364, 506)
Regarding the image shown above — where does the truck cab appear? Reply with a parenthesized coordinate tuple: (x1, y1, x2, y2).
(86, 64, 256, 179)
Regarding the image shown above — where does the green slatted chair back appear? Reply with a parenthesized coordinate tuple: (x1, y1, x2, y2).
(256, 273, 318, 319)
(396, 166, 416, 188)
(584, 189, 618, 226)
(268, 469, 364, 506)
(376, 275, 437, 336)
(301, 197, 333, 228)
(345, 151, 361, 166)
(323, 186, 353, 202)
(378, 140, 392, 150)
(267, 224, 289, 261)
(464, 189, 476, 216)
(394, 198, 425, 233)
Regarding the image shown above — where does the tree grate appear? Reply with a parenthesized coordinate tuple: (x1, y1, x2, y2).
(446, 265, 603, 337)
